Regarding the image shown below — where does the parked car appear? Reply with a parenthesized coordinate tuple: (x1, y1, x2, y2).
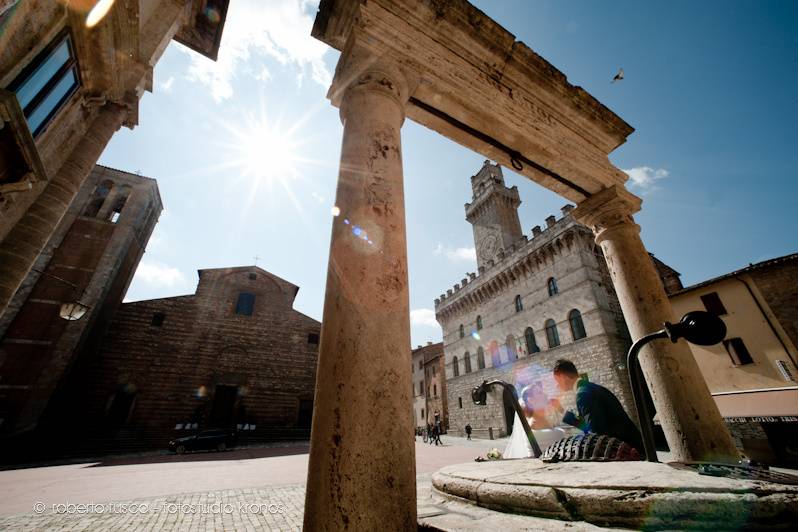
(169, 429, 238, 454)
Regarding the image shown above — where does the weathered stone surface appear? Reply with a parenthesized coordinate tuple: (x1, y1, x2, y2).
(303, 58, 416, 531)
(432, 459, 798, 529)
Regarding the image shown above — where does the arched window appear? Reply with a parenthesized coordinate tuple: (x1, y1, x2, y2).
(464, 351, 472, 373)
(452, 356, 460, 377)
(83, 179, 113, 217)
(525, 327, 540, 354)
(505, 335, 518, 361)
(547, 277, 558, 297)
(545, 319, 560, 348)
(477, 347, 485, 369)
(107, 185, 131, 223)
(569, 309, 587, 340)
(489, 341, 501, 367)
(514, 294, 523, 312)
(459, 324, 464, 338)
(476, 315, 483, 330)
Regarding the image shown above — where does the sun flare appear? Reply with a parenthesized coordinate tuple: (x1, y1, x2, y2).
(238, 124, 299, 181)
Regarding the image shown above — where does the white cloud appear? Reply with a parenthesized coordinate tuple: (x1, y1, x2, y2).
(434, 243, 477, 262)
(134, 261, 186, 287)
(410, 308, 439, 328)
(622, 166, 669, 193)
(180, 0, 332, 102)
(158, 75, 175, 93)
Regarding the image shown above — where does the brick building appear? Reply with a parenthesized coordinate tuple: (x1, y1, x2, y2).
(670, 253, 798, 465)
(0, 165, 161, 441)
(43, 264, 321, 455)
(435, 161, 681, 438)
(411, 342, 447, 431)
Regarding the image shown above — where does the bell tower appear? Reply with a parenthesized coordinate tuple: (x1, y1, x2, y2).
(465, 161, 522, 270)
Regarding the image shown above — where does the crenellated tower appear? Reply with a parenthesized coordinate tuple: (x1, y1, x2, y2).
(465, 161, 522, 270)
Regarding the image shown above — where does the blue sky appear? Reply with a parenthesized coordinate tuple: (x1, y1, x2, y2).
(102, 0, 798, 346)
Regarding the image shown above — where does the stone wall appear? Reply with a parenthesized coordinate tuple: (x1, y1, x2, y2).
(445, 332, 632, 437)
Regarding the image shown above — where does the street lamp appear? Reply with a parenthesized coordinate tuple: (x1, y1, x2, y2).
(31, 268, 90, 321)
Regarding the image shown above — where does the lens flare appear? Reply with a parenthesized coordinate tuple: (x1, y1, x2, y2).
(471, 331, 481, 340)
(86, 0, 115, 28)
(331, 206, 340, 217)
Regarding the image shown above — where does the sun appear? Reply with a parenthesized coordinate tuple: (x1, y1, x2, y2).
(237, 122, 299, 182)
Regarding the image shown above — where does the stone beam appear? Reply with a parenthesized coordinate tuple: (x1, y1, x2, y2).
(313, 0, 633, 203)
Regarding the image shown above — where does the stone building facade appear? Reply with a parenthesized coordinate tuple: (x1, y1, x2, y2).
(411, 342, 447, 431)
(435, 161, 681, 438)
(0, 0, 228, 323)
(411, 345, 426, 428)
(0, 165, 161, 440)
(40, 265, 321, 455)
(669, 253, 798, 466)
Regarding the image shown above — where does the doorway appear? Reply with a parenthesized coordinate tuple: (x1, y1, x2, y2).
(210, 385, 238, 428)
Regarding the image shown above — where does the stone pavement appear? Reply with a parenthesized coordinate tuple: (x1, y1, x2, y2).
(0, 473, 627, 532)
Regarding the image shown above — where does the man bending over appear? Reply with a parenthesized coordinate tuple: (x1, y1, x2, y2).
(550, 359, 644, 453)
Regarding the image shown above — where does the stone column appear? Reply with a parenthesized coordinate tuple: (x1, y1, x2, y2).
(572, 185, 738, 462)
(0, 103, 126, 318)
(303, 62, 416, 530)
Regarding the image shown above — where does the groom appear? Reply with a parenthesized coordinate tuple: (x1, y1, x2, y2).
(549, 359, 644, 453)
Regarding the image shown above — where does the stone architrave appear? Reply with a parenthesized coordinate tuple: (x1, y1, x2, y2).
(303, 55, 417, 530)
(572, 185, 739, 462)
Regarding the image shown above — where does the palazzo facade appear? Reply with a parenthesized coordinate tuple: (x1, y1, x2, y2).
(435, 161, 682, 437)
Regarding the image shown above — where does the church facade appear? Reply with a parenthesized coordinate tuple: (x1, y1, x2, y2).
(435, 161, 682, 437)
(45, 265, 321, 455)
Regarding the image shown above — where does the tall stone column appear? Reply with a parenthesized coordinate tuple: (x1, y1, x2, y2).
(304, 62, 416, 530)
(572, 185, 738, 462)
(0, 103, 126, 318)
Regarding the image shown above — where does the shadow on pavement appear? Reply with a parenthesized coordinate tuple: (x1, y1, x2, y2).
(87, 443, 310, 467)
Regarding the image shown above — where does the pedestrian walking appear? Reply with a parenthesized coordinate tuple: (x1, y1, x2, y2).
(465, 423, 472, 440)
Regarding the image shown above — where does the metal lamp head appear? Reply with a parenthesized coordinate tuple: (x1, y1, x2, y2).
(665, 311, 726, 346)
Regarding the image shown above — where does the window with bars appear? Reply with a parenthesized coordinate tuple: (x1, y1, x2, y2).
(8, 32, 81, 137)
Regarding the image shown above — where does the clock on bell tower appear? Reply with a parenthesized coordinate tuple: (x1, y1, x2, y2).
(465, 161, 522, 270)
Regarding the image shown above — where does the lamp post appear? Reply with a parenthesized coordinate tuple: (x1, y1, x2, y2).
(31, 268, 90, 321)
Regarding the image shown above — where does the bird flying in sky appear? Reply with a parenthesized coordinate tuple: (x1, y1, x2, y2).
(612, 68, 624, 83)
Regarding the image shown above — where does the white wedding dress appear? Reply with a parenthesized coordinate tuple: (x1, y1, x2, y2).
(503, 413, 567, 459)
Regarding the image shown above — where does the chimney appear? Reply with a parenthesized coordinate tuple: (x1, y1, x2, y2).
(545, 215, 556, 228)
(561, 204, 575, 216)
(532, 225, 542, 237)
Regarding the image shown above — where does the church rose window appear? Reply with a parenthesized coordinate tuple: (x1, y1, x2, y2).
(569, 309, 587, 340)
(235, 292, 255, 315)
(545, 319, 560, 348)
(547, 277, 558, 297)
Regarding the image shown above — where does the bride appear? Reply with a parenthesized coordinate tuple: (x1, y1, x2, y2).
(503, 383, 567, 459)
